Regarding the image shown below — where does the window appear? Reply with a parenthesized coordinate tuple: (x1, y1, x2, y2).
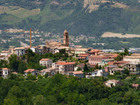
(5, 72, 7, 74)
(95, 73, 97, 75)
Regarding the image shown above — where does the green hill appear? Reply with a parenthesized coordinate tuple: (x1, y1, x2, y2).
(0, 0, 140, 36)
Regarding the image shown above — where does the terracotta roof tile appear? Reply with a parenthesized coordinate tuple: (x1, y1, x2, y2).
(24, 69, 35, 73)
(2, 68, 8, 70)
(89, 55, 110, 59)
(56, 61, 75, 65)
(108, 62, 114, 65)
(72, 71, 84, 74)
(89, 49, 102, 53)
(40, 58, 50, 61)
(132, 84, 139, 87)
(114, 61, 130, 64)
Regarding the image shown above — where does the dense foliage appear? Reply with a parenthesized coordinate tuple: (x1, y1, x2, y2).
(0, 73, 140, 105)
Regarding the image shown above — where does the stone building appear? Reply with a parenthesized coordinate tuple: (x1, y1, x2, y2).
(122, 63, 140, 74)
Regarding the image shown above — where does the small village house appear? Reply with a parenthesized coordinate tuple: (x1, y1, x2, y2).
(24, 69, 38, 76)
(123, 55, 140, 64)
(54, 61, 75, 74)
(89, 49, 102, 55)
(2, 68, 10, 78)
(15, 47, 26, 56)
(122, 63, 140, 74)
(67, 71, 84, 78)
(114, 61, 130, 67)
(88, 55, 110, 65)
(39, 58, 52, 68)
(104, 79, 123, 87)
(40, 68, 58, 76)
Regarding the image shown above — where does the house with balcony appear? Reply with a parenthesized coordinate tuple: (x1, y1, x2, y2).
(39, 58, 52, 68)
(15, 47, 26, 56)
(122, 63, 140, 74)
(53, 61, 75, 74)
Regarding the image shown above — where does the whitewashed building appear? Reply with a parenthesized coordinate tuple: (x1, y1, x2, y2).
(39, 58, 52, 67)
(2, 68, 9, 78)
(104, 79, 123, 87)
(15, 47, 26, 56)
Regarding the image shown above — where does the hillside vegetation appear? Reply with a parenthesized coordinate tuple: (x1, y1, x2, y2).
(0, 0, 140, 36)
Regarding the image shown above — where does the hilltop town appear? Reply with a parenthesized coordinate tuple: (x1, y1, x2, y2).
(0, 29, 140, 80)
(1, 30, 140, 104)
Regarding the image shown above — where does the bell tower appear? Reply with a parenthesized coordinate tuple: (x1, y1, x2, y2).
(63, 30, 69, 47)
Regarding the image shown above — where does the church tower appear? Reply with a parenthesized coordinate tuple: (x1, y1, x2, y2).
(63, 30, 69, 47)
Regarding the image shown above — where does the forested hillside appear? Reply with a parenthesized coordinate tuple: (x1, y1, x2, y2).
(1, 73, 140, 105)
(0, 0, 140, 36)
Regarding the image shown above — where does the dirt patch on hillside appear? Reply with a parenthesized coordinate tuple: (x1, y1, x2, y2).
(102, 32, 140, 38)
(111, 3, 129, 9)
(86, 4, 99, 13)
(50, 1, 59, 5)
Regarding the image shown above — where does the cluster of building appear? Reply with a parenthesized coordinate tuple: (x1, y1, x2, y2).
(1, 30, 140, 88)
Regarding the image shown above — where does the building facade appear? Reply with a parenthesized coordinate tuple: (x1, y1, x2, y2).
(39, 58, 52, 67)
(88, 55, 110, 64)
(53, 61, 75, 74)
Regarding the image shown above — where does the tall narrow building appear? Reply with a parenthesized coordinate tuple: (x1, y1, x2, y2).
(63, 30, 69, 47)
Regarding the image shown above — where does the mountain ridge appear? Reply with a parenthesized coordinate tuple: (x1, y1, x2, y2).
(0, 0, 140, 36)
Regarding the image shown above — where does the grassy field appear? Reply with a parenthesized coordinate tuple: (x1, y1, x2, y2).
(102, 32, 140, 38)
(0, 6, 40, 18)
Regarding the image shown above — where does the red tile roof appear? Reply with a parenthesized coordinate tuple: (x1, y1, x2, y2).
(72, 71, 84, 74)
(110, 54, 119, 58)
(114, 61, 130, 64)
(89, 49, 102, 53)
(108, 62, 115, 65)
(2, 68, 8, 70)
(89, 55, 110, 59)
(24, 69, 35, 73)
(56, 61, 75, 65)
(132, 84, 139, 87)
(79, 53, 89, 57)
(12, 72, 18, 74)
(1, 50, 9, 53)
(40, 58, 50, 61)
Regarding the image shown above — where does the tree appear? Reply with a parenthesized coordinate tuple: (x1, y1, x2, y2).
(84, 63, 89, 72)
(33, 95, 47, 105)
(27, 49, 35, 63)
(8, 54, 19, 71)
(77, 67, 82, 71)
(3, 96, 20, 105)
(124, 48, 129, 55)
(18, 61, 27, 74)
(114, 55, 122, 61)
(60, 49, 66, 54)
(44, 73, 48, 78)
(124, 69, 129, 75)
(27, 73, 36, 80)
(95, 64, 99, 69)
